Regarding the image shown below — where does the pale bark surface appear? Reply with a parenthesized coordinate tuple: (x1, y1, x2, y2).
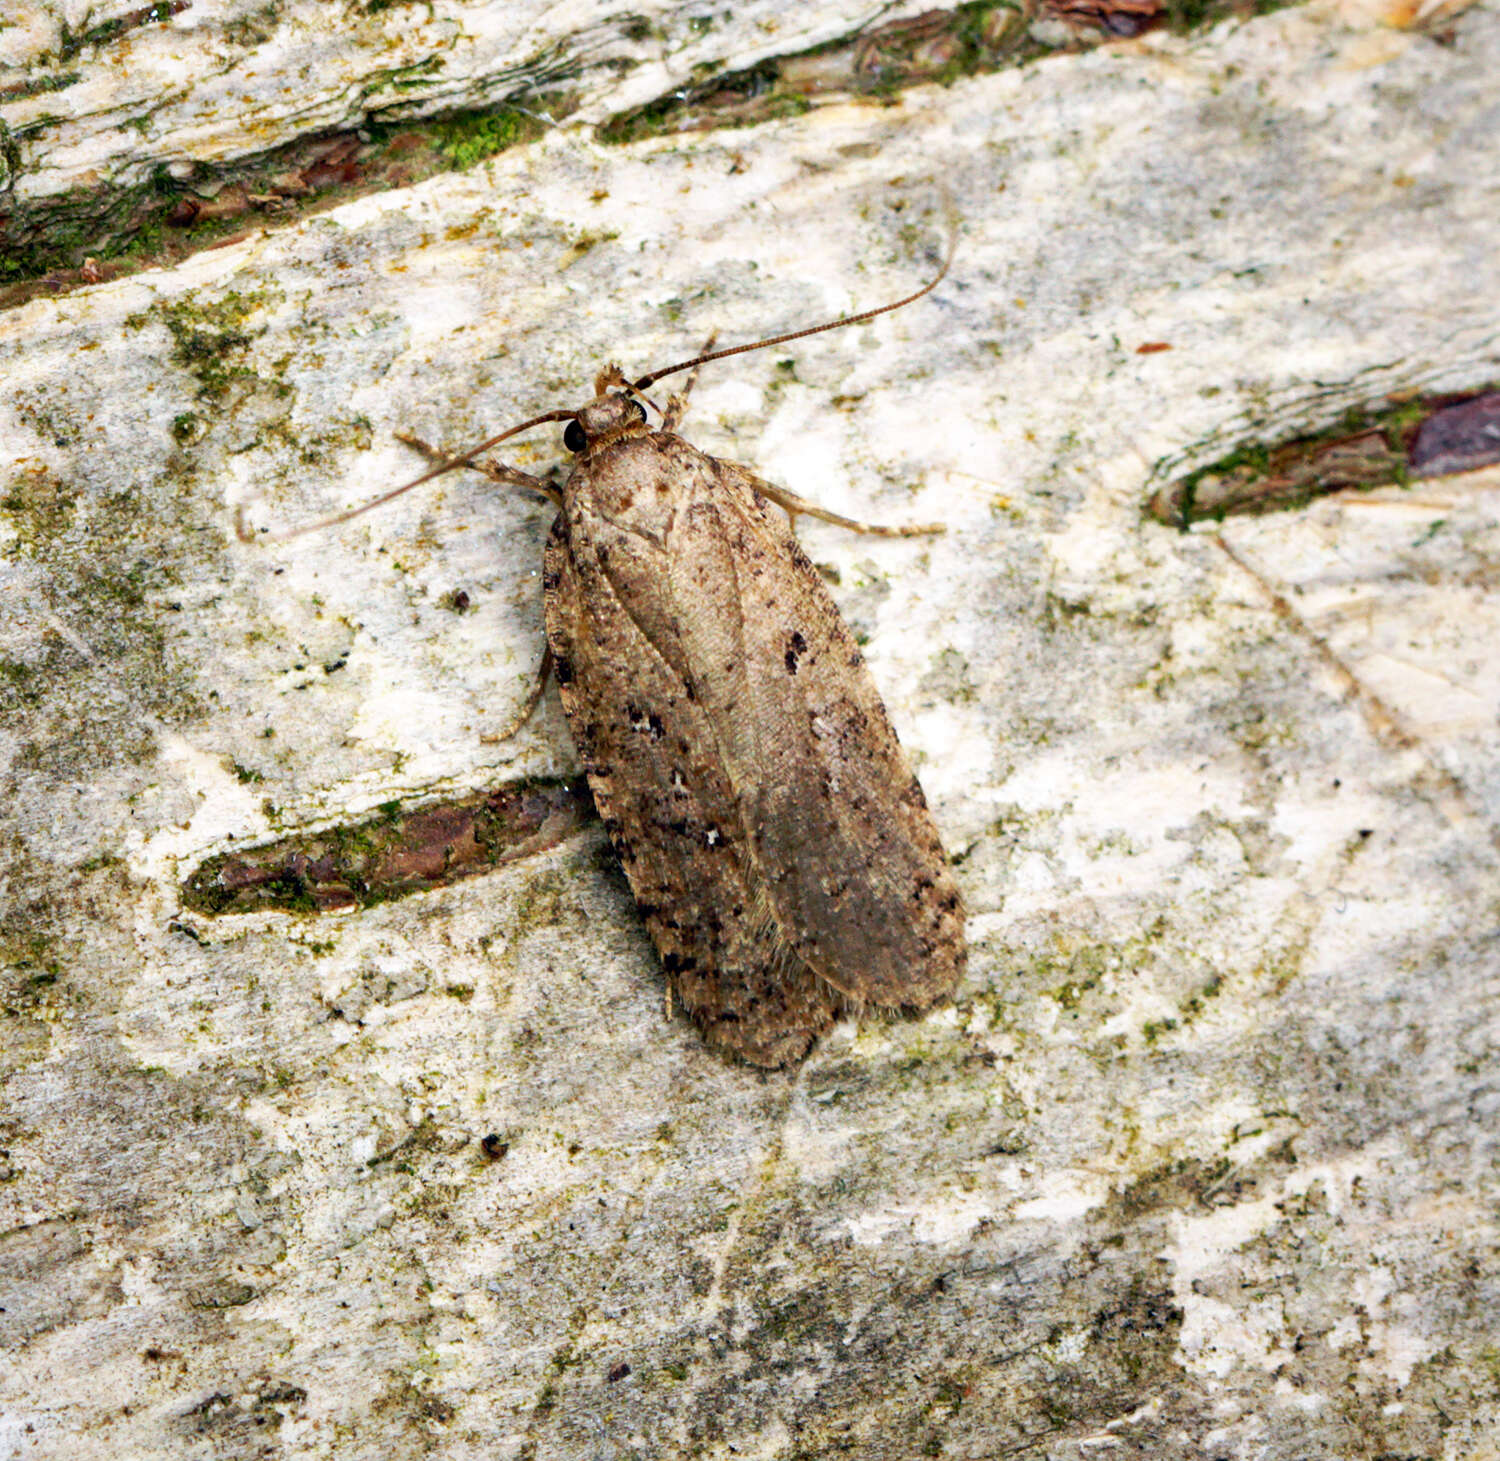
(2, 3, 1498, 1458)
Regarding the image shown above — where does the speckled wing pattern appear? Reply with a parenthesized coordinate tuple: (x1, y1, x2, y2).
(670, 455, 965, 1007)
(543, 506, 845, 1069)
(543, 431, 964, 1066)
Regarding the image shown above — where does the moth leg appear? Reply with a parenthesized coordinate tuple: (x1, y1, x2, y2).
(744, 472, 946, 538)
(480, 645, 553, 745)
(394, 431, 562, 507)
(659, 334, 718, 434)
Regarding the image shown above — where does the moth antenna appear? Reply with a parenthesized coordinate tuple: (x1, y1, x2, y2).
(235, 408, 578, 544)
(631, 217, 957, 393)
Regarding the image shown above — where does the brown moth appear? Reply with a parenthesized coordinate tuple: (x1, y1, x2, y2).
(245, 238, 964, 1067)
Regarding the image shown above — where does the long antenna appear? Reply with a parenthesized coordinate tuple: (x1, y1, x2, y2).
(237, 209, 956, 543)
(235, 407, 577, 543)
(631, 223, 957, 392)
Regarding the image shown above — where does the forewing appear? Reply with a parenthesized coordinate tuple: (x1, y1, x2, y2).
(571, 434, 964, 1009)
(541, 509, 844, 1068)
(665, 458, 965, 1008)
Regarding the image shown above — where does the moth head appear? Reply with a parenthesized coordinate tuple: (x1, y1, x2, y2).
(564, 393, 648, 453)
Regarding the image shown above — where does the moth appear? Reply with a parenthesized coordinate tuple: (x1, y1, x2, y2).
(244, 238, 965, 1067)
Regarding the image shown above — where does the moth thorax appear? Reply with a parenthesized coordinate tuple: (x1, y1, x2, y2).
(566, 393, 648, 454)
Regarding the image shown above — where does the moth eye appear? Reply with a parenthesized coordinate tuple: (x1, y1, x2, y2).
(627, 398, 647, 424)
(563, 419, 586, 453)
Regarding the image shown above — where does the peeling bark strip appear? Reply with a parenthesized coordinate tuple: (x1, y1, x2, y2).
(1408, 390, 1500, 478)
(181, 777, 593, 915)
(1147, 387, 1500, 526)
(0, 112, 549, 308)
(599, 0, 1171, 144)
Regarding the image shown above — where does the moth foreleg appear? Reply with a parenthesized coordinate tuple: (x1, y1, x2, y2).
(394, 431, 562, 507)
(743, 471, 946, 539)
(659, 334, 718, 434)
(479, 645, 552, 745)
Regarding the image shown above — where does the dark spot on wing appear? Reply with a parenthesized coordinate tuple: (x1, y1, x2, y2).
(625, 705, 667, 740)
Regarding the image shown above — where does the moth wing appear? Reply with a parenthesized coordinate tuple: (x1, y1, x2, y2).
(542, 512, 844, 1068)
(663, 457, 966, 1009)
